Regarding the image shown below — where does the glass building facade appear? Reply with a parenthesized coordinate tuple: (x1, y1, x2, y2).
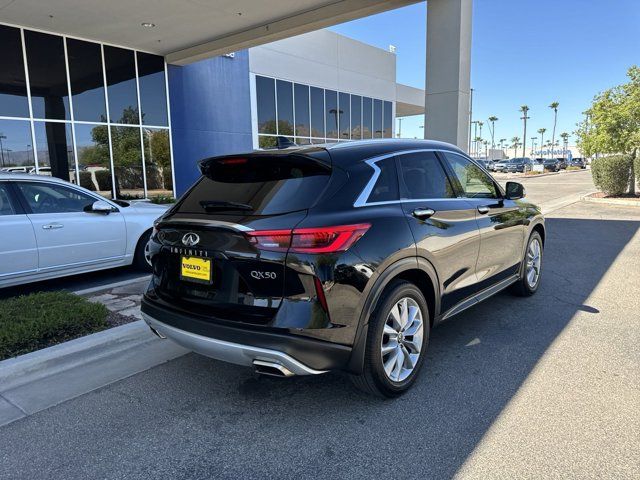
(254, 75, 393, 148)
(0, 23, 174, 199)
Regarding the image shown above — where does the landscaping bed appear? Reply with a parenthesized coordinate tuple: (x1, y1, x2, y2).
(583, 191, 640, 206)
(0, 291, 137, 361)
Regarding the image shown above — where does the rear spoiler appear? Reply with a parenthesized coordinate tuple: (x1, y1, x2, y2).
(198, 150, 332, 177)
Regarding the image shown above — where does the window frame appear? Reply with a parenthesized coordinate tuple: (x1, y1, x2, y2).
(354, 149, 505, 208)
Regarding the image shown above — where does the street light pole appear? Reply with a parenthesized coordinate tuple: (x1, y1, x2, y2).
(468, 88, 474, 154)
(0, 134, 6, 168)
(520, 106, 530, 159)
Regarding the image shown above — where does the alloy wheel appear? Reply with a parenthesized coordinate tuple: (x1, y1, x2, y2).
(380, 297, 424, 383)
(144, 242, 152, 267)
(526, 238, 542, 288)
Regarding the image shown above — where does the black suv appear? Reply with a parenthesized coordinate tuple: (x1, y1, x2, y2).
(142, 140, 545, 397)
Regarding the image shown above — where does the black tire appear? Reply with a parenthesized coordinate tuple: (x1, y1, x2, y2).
(133, 230, 152, 272)
(351, 280, 430, 398)
(511, 231, 543, 297)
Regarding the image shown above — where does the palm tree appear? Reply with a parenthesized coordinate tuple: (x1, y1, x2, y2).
(520, 105, 530, 159)
(549, 101, 559, 159)
(478, 121, 484, 146)
(474, 136, 483, 157)
(499, 138, 507, 151)
(483, 140, 489, 158)
(488, 116, 498, 149)
(560, 132, 570, 158)
(511, 136, 521, 158)
(537, 128, 547, 157)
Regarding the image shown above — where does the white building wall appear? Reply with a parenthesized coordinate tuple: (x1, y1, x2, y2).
(249, 29, 397, 101)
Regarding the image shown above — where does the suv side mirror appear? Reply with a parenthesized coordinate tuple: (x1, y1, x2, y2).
(88, 200, 115, 214)
(505, 181, 525, 200)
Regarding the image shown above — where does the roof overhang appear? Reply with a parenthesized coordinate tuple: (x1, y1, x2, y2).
(0, 0, 420, 65)
(396, 83, 425, 116)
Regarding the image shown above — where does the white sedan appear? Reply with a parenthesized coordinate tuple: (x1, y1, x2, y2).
(0, 173, 169, 288)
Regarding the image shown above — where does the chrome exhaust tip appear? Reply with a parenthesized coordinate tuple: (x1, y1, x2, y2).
(253, 359, 295, 377)
(148, 325, 166, 339)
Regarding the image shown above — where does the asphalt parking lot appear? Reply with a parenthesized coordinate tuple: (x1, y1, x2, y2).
(1, 170, 638, 479)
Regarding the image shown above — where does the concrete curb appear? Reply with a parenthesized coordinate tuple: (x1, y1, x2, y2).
(73, 275, 150, 296)
(582, 194, 640, 207)
(0, 320, 187, 427)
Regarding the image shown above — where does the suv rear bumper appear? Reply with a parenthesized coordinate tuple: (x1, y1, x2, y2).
(141, 297, 352, 373)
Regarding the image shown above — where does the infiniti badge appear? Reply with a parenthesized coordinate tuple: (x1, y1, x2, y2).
(182, 232, 200, 247)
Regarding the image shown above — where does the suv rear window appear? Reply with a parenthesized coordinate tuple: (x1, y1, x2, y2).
(175, 155, 331, 216)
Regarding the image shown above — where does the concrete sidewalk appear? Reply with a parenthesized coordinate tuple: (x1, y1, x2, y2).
(0, 321, 187, 427)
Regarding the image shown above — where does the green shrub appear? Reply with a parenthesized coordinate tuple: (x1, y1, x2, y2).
(79, 171, 96, 191)
(149, 194, 175, 204)
(94, 170, 112, 191)
(0, 292, 109, 360)
(591, 155, 632, 196)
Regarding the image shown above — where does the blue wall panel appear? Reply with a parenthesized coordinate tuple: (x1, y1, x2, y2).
(168, 51, 253, 196)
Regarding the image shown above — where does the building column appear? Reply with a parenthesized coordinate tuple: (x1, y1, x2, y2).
(424, 0, 472, 150)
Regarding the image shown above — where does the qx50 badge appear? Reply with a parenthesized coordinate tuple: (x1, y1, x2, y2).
(182, 232, 200, 247)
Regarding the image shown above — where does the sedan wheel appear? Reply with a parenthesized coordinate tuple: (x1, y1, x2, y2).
(144, 241, 152, 267)
(381, 297, 424, 383)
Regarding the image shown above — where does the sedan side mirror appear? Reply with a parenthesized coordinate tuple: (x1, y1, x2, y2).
(505, 182, 526, 200)
(88, 200, 116, 214)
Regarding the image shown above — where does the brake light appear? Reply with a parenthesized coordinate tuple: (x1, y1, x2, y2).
(246, 223, 370, 254)
(218, 157, 247, 165)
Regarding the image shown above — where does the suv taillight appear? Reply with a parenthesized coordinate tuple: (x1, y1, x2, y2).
(246, 224, 371, 254)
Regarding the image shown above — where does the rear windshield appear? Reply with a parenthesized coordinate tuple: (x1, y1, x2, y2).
(175, 155, 331, 215)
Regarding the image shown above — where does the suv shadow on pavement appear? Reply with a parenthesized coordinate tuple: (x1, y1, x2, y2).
(1, 214, 638, 479)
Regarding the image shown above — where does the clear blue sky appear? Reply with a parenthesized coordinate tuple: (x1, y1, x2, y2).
(330, 0, 640, 146)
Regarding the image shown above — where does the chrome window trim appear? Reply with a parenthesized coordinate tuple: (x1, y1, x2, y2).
(353, 148, 501, 208)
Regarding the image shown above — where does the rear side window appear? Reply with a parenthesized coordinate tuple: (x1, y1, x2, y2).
(398, 152, 456, 199)
(176, 155, 331, 216)
(367, 157, 399, 203)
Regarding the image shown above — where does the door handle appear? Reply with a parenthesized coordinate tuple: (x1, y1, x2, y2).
(42, 223, 64, 230)
(412, 208, 435, 220)
(477, 206, 490, 215)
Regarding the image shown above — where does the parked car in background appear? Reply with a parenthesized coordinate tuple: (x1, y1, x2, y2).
(555, 158, 568, 169)
(0, 166, 31, 173)
(493, 160, 509, 172)
(477, 158, 495, 171)
(142, 139, 545, 397)
(542, 158, 560, 172)
(0, 173, 169, 288)
(28, 166, 52, 176)
(569, 157, 586, 169)
(505, 157, 533, 173)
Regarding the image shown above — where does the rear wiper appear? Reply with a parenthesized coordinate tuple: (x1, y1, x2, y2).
(199, 200, 254, 212)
